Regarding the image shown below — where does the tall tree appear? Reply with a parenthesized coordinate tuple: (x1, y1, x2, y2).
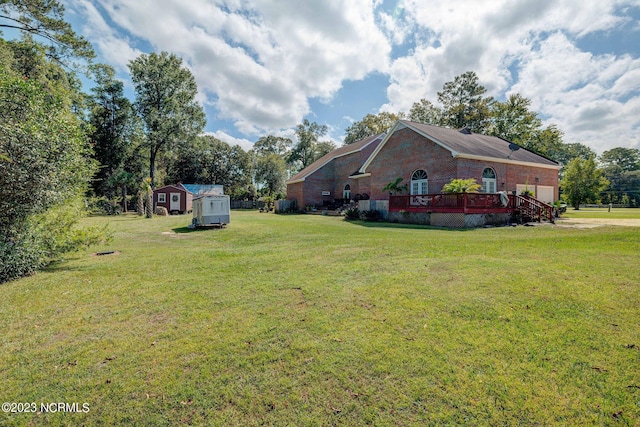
(253, 135, 292, 157)
(168, 135, 252, 195)
(488, 94, 541, 144)
(129, 51, 206, 187)
(343, 112, 401, 145)
(288, 119, 328, 169)
(599, 147, 640, 173)
(89, 64, 141, 203)
(560, 157, 609, 209)
(254, 153, 287, 196)
(437, 71, 493, 132)
(408, 98, 442, 125)
(550, 142, 596, 167)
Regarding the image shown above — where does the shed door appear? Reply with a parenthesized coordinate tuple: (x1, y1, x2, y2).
(170, 193, 181, 211)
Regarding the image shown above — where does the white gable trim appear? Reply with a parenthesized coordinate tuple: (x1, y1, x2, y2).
(286, 135, 383, 184)
(455, 153, 562, 170)
(350, 173, 371, 179)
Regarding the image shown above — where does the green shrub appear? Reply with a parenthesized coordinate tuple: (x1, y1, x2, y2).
(0, 198, 112, 284)
(362, 209, 382, 222)
(343, 206, 361, 220)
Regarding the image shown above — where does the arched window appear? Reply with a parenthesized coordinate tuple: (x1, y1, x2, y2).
(411, 169, 428, 195)
(343, 184, 351, 200)
(482, 168, 497, 193)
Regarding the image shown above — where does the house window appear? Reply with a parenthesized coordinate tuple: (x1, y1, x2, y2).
(482, 168, 497, 193)
(411, 169, 428, 195)
(343, 184, 351, 200)
(158, 193, 166, 203)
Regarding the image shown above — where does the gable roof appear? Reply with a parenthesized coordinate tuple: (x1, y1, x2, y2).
(153, 184, 187, 193)
(360, 120, 561, 173)
(287, 133, 385, 184)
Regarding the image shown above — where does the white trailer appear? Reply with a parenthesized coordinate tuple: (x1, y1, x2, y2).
(191, 195, 230, 227)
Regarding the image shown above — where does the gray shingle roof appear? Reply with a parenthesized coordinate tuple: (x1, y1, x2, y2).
(398, 121, 559, 166)
(287, 133, 385, 183)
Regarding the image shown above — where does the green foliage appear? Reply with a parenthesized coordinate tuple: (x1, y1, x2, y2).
(560, 157, 609, 209)
(343, 206, 361, 220)
(486, 94, 564, 159)
(442, 178, 481, 193)
(29, 198, 112, 256)
(599, 147, 640, 173)
(0, 69, 95, 230)
(89, 64, 143, 200)
(408, 98, 441, 125)
(361, 209, 382, 221)
(288, 119, 328, 169)
(343, 112, 401, 145)
(253, 135, 292, 157)
(1, 198, 111, 283)
(0, 0, 95, 64)
(129, 51, 206, 187)
(254, 153, 287, 195)
(437, 71, 493, 132)
(382, 177, 408, 195)
(168, 135, 253, 195)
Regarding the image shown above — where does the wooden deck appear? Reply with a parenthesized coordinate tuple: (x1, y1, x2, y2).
(389, 193, 555, 223)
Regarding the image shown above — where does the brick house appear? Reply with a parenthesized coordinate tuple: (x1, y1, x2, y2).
(286, 133, 385, 209)
(286, 120, 561, 226)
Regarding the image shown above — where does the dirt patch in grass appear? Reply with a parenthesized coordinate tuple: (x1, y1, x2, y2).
(555, 218, 640, 228)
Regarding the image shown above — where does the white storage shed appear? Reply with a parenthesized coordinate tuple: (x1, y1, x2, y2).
(192, 195, 230, 226)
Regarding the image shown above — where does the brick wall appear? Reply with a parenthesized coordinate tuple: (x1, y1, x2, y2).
(367, 127, 559, 200)
(367, 127, 457, 199)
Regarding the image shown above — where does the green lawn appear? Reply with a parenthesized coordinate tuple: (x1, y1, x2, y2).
(563, 207, 640, 219)
(1, 211, 639, 426)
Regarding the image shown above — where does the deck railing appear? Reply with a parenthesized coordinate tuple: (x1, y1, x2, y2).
(389, 193, 511, 213)
(389, 193, 554, 223)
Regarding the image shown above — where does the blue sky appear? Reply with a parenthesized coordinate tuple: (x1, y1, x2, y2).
(57, 0, 639, 153)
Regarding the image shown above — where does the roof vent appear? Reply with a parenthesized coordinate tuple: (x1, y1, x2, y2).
(459, 127, 472, 134)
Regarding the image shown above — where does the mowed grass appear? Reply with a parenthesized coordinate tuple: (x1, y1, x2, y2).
(563, 207, 640, 219)
(1, 211, 639, 426)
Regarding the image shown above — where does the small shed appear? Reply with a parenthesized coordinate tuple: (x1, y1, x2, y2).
(153, 184, 192, 214)
(192, 194, 231, 226)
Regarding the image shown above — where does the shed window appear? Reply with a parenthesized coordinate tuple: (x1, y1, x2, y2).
(411, 169, 428, 195)
(343, 184, 351, 200)
(158, 193, 166, 203)
(482, 168, 497, 193)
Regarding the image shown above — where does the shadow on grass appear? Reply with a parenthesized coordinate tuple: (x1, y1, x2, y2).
(172, 226, 227, 233)
(343, 219, 478, 232)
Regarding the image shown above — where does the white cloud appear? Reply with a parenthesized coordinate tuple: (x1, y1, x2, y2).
(381, 0, 640, 152)
(64, 0, 639, 152)
(65, 0, 142, 73)
(73, 0, 391, 136)
(207, 131, 254, 152)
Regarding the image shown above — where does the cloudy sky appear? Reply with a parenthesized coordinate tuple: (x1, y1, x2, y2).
(61, 0, 640, 153)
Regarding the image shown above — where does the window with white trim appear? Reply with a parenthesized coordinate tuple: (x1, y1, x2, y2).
(482, 168, 497, 193)
(158, 193, 166, 203)
(343, 184, 351, 200)
(411, 169, 428, 195)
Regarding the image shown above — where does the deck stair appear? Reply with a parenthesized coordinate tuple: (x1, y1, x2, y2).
(512, 195, 555, 224)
